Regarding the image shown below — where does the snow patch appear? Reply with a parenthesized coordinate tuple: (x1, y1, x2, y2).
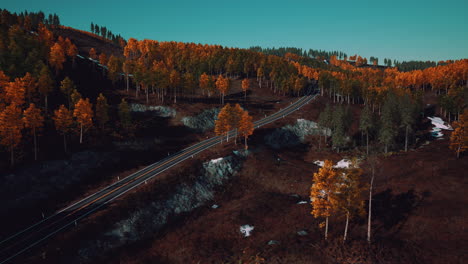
(240, 225, 254, 237)
(428, 116, 453, 139)
(314, 159, 355, 169)
(297, 201, 308, 204)
(210, 158, 223, 164)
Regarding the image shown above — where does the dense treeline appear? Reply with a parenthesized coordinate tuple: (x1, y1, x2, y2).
(90, 22, 126, 46)
(0, 10, 131, 166)
(249, 46, 348, 60)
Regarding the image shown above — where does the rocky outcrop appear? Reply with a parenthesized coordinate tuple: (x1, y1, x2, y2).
(78, 150, 248, 261)
(265, 119, 329, 149)
(181, 108, 220, 132)
(130, 104, 176, 118)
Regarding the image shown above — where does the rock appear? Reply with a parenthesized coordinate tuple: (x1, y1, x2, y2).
(240, 225, 254, 237)
(130, 104, 176, 118)
(182, 108, 220, 132)
(297, 230, 308, 236)
(265, 119, 330, 149)
(268, 240, 280, 245)
(79, 152, 246, 259)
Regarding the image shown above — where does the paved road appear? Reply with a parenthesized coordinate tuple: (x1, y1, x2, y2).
(0, 92, 318, 263)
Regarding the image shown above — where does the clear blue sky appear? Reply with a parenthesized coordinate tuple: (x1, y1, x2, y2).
(3, 0, 468, 62)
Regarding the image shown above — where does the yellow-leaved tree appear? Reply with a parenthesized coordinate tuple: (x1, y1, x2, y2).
(73, 98, 93, 144)
(450, 108, 468, 158)
(23, 103, 44, 161)
(310, 160, 340, 240)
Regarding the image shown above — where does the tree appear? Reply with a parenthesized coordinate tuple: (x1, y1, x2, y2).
(310, 160, 340, 240)
(49, 42, 66, 74)
(22, 72, 37, 104)
(169, 70, 180, 103)
(379, 93, 398, 153)
(37, 65, 54, 111)
(95, 93, 109, 131)
(359, 105, 374, 155)
(53, 104, 73, 152)
(215, 75, 229, 105)
(450, 109, 468, 158)
(66, 42, 78, 67)
(73, 98, 93, 144)
(0, 104, 23, 166)
(60, 77, 76, 109)
(5, 78, 26, 106)
(99, 53, 108, 66)
(215, 104, 233, 142)
(70, 89, 82, 108)
(336, 160, 365, 242)
(241, 78, 250, 101)
(199, 73, 213, 97)
(399, 94, 417, 152)
(89, 48, 97, 60)
(238, 110, 254, 149)
(23, 103, 44, 160)
(318, 104, 333, 149)
(231, 103, 244, 144)
(107, 55, 122, 84)
(118, 99, 132, 132)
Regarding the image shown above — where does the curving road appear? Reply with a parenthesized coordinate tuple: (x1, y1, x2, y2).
(0, 92, 318, 263)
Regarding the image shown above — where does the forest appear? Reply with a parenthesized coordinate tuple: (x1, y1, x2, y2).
(0, 7, 467, 264)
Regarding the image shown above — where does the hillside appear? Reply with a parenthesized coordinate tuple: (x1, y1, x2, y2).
(0, 8, 467, 264)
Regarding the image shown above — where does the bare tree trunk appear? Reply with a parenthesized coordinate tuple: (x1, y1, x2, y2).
(33, 127, 37, 161)
(367, 166, 374, 244)
(343, 211, 349, 242)
(325, 216, 329, 240)
(79, 123, 83, 144)
(126, 74, 129, 92)
(45, 95, 48, 113)
(63, 134, 67, 153)
(366, 132, 369, 156)
(405, 125, 409, 152)
(244, 136, 248, 150)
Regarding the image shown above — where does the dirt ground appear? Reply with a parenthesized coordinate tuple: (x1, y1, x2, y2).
(19, 90, 467, 264)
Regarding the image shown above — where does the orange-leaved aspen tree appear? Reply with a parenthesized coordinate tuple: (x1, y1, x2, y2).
(38, 65, 54, 112)
(66, 42, 78, 67)
(0, 104, 23, 166)
(0, 71, 9, 109)
(199, 73, 212, 97)
(95, 93, 109, 131)
(215, 104, 232, 142)
(49, 42, 66, 74)
(241, 78, 250, 101)
(73, 98, 93, 144)
(53, 105, 73, 152)
(123, 61, 133, 92)
(336, 159, 365, 242)
(450, 108, 468, 158)
(89, 48, 98, 60)
(310, 160, 340, 240)
(238, 110, 254, 150)
(257, 67, 264, 88)
(23, 103, 44, 161)
(215, 75, 229, 105)
(231, 103, 244, 144)
(60, 77, 76, 110)
(170, 69, 180, 103)
(21, 72, 37, 104)
(5, 78, 26, 107)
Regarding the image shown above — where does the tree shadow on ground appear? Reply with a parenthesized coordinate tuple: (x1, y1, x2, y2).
(372, 189, 422, 236)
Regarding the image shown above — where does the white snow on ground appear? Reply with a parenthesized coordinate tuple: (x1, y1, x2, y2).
(297, 201, 308, 204)
(428, 117, 453, 139)
(210, 158, 223, 164)
(313, 160, 324, 167)
(314, 159, 355, 169)
(428, 117, 453, 130)
(240, 225, 254, 237)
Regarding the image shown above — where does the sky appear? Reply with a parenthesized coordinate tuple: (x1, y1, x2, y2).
(3, 0, 468, 62)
